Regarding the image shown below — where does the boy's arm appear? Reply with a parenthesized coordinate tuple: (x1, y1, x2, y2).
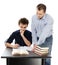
(5, 32, 19, 48)
(20, 30, 31, 46)
(5, 43, 19, 48)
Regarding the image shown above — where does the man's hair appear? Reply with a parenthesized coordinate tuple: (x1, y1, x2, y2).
(18, 18, 29, 25)
(37, 4, 46, 12)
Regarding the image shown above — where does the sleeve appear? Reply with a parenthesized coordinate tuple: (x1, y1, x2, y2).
(27, 32, 32, 44)
(31, 17, 37, 44)
(6, 32, 15, 43)
(37, 17, 53, 45)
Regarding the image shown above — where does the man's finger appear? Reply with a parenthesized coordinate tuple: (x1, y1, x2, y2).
(34, 50, 42, 56)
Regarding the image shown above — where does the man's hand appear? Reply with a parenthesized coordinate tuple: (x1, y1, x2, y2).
(32, 44, 40, 51)
(12, 44, 19, 49)
(32, 44, 48, 56)
(20, 30, 25, 37)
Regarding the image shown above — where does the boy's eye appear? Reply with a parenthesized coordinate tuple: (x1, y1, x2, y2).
(24, 27, 26, 28)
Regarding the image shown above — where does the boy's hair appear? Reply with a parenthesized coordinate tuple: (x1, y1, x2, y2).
(37, 4, 46, 12)
(18, 18, 29, 25)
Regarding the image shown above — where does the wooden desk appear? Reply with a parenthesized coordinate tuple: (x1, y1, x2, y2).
(1, 48, 51, 65)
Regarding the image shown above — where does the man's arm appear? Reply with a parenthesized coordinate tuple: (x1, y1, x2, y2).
(31, 17, 37, 44)
(37, 17, 53, 45)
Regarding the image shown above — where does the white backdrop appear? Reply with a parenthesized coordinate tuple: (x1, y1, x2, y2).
(0, 0, 58, 65)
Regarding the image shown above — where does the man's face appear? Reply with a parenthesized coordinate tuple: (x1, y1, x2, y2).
(19, 23, 28, 31)
(36, 9, 45, 19)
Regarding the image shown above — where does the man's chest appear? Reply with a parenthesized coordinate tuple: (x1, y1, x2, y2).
(35, 19, 47, 29)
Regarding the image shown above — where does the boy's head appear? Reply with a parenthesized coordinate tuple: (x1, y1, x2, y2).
(18, 18, 29, 31)
(36, 4, 46, 19)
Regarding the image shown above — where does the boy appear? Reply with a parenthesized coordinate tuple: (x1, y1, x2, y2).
(5, 18, 32, 48)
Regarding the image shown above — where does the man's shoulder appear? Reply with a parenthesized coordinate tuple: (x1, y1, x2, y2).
(46, 14, 54, 24)
(46, 14, 53, 20)
(32, 14, 37, 19)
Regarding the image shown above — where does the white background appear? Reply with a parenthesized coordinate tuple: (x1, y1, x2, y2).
(0, 0, 58, 65)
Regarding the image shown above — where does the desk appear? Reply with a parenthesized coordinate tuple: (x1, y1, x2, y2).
(1, 48, 51, 65)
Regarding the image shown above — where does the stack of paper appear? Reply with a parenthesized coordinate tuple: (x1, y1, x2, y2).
(34, 46, 49, 55)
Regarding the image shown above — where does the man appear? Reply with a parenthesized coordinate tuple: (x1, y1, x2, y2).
(5, 18, 32, 48)
(31, 4, 53, 65)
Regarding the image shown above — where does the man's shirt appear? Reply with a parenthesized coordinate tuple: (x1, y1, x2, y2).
(6, 30, 32, 46)
(31, 14, 53, 45)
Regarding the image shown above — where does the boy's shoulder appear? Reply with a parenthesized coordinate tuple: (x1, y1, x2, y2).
(13, 30, 32, 34)
(12, 30, 20, 34)
(25, 30, 32, 34)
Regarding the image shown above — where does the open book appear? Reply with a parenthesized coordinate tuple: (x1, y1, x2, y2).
(12, 46, 32, 55)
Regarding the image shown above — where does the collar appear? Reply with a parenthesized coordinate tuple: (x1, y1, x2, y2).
(36, 14, 46, 20)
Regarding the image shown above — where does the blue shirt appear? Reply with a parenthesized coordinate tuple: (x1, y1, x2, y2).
(6, 30, 32, 46)
(31, 14, 53, 45)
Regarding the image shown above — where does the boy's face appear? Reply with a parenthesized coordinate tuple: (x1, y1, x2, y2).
(19, 23, 28, 31)
(36, 9, 45, 19)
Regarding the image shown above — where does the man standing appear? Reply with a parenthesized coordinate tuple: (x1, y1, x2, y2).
(5, 18, 32, 48)
(31, 4, 53, 65)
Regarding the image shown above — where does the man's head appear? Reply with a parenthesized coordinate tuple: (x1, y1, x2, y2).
(36, 4, 46, 19)
(18, 18, 29, 31)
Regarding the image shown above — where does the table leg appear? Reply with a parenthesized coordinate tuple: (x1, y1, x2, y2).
(7, 58, 10, 65)
(42, 58, 46, 65)
(7, 58, 20, 65)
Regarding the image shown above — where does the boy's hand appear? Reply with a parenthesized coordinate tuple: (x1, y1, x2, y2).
(12, 44, 19, 49)
(20, 30, 25, 36)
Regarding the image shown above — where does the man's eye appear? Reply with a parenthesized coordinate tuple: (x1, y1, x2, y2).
(23, 27, 26, 28)
(39, 14, 42, 15)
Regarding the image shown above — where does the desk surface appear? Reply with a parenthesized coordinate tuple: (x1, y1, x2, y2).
(1, 48, 51, 58)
